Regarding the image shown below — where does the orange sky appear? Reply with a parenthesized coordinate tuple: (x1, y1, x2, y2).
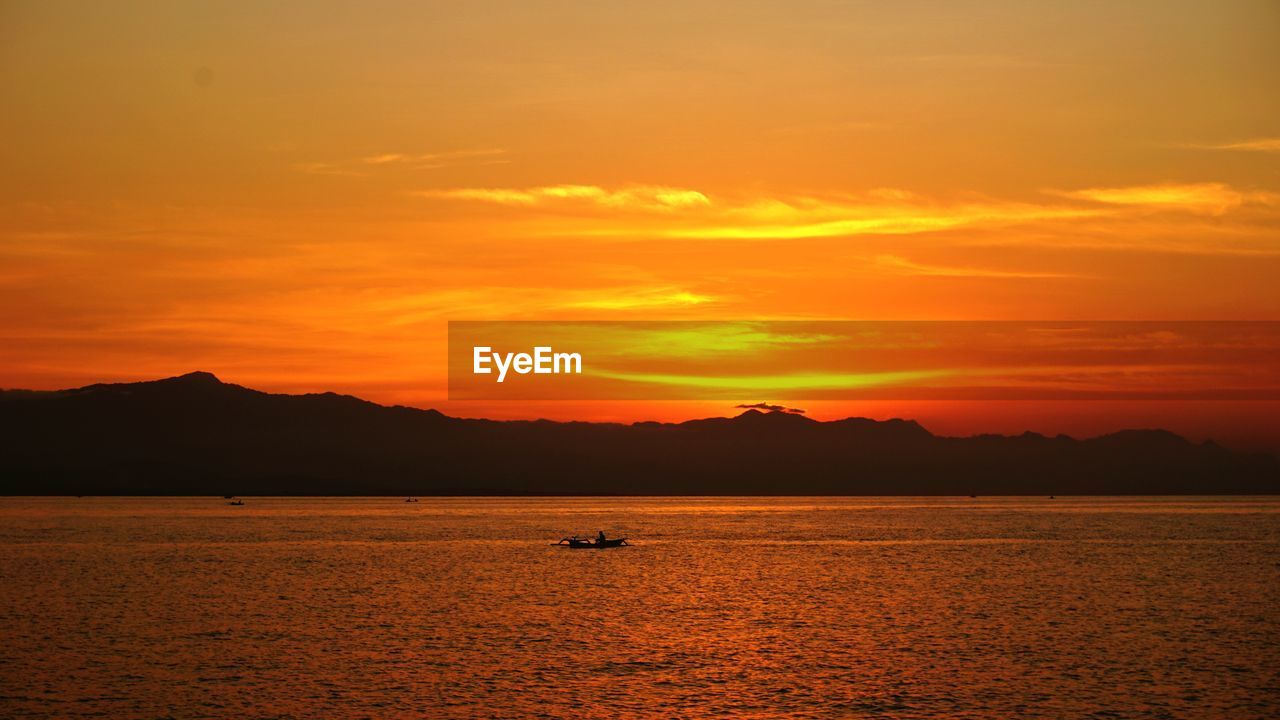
(2, 1, 1278, 447)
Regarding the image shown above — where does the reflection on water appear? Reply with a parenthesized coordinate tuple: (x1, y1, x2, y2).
(1, 496, 1278, 718)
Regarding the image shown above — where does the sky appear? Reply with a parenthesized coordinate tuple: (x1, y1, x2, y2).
(1, 1, 1278, 447)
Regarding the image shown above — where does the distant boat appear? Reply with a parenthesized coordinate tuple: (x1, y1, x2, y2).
(404, 497, 419, 503)
(554, 536, 629, 549)
(228, 499, 244, 506)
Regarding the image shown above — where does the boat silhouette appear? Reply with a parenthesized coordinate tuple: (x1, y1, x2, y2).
(554, 535, 629, 549)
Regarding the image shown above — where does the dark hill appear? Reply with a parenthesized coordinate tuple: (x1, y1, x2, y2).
(1, 373, 1276, 495)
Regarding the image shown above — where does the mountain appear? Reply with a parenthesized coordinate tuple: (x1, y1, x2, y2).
(1, 372, 1276, 495)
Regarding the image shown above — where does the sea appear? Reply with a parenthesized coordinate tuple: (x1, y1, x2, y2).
(1, 496, 1277, 719)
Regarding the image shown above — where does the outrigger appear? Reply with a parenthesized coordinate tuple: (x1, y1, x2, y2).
(553, 535, 629, 549)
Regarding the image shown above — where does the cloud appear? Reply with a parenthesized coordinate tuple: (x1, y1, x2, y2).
(665, 198, 1099, 240)
(419, 184, 1103, 238)
(294, 162, 366, 177)
(1183, 138, 1280, 153)
(415, 181, 1276, 255)
(963, 233, 1280, 258)
(297, 150, 508, 176)
(1048, 183, 1246, 215)
(416, 184, 711, 211)
(362, 148, 507, 165)
(564, 288, 716, 310)
(364, 285, 723, 325)
(363, 153, 411, 164)
(874, 255, 1085, 279)
(592, 368, 953, 392)
(736, 402, 806, 414)
(587, 323, 841, 361)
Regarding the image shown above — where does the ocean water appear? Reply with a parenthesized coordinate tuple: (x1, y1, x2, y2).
(1, 496, 1277, 719)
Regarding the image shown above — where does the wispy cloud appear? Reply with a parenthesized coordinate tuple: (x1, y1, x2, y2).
(365, 285, 723, 324)
(564, 288, 716, 310)
(417, 184, 1103, 238)
(416, 184, 711, 211)
(874, 255, 1085, 279)
(591, 368, 953, 392)
(363, 153, 413, 164)
(1048, 183, 1249, 215)
(294, 162, 366, 177)
(665, 197, 1099, 240)
(1181, 138, 1280, 153)
(362, 148, 508, 166)
(962, 233, 1280, 258)
(415, 181, 1277, 257)
(297, 149, 508, 176)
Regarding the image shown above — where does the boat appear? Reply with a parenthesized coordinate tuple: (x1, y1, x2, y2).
(404, 497, 419, 503)
(228, 499, 244, 506)
(554, 536, 629, 549)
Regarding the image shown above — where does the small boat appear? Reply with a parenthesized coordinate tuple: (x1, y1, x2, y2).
(404, 497, 419, 503)
(554, 536, 629, 549)
(228, 499, 244, 506)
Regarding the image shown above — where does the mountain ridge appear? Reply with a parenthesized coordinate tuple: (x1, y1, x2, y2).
(1, 372, 1276, 496)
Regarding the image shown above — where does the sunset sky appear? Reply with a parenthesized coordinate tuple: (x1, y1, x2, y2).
(2, 1, 1278, 447)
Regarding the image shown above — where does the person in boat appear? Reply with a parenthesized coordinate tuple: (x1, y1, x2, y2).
(596, 530, 606, 546)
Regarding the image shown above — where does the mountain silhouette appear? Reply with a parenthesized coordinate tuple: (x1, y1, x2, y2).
(1, 372, 1276, 495)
